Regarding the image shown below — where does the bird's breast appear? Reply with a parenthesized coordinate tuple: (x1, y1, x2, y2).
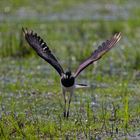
(61, 77, 75, 87)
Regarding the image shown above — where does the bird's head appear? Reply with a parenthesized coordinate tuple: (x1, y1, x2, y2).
(64, 70, 72, 79)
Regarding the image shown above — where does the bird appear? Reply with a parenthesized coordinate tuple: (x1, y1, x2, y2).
(22, 27, 121, 118)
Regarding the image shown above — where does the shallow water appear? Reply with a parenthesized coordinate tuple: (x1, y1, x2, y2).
(0, 1, 139, 22)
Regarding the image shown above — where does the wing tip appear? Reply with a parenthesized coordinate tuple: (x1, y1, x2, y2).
(22, 27, 28, 35)
(114, 32, 122, 42)
(22, 27, 33, 35)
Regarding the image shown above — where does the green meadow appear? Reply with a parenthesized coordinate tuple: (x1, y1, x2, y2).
(0, 0, 140, 139)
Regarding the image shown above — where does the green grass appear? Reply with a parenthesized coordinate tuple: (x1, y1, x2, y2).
(0, 0, 140, 139)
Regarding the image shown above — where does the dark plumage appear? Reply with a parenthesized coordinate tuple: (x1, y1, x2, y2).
(61, 71, 75, 87)
(22, 27, 121, 118)
(22, 28, 64, 76)
(74, 32, 121, 77)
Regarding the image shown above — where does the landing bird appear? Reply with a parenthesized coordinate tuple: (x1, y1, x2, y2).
(22, 28, 121, 118)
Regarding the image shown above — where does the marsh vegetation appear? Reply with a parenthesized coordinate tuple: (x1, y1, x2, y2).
(0, 0, 140, 139)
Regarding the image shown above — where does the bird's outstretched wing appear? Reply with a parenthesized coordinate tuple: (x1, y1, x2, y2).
(74, 32, 121, 78)
(22, 28, 64, 76)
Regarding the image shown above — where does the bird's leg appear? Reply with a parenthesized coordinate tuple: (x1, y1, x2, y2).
(62, 89, 67, 117)
(67, 90, 73, 118)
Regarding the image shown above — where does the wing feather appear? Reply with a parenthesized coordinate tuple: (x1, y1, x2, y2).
(22, 28, 64, 76)
(74, 32, 121, 78)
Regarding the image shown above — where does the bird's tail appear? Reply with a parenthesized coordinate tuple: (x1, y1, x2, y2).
(75, 83, 89, 88)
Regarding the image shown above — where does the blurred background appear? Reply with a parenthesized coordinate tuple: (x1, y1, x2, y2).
(0, 0, 140, 139)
